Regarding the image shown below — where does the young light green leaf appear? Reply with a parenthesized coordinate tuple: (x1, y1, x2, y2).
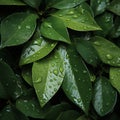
(0, 0, 25, 5)
(40, 16, 71, 44)
(1, 12, 38, 48)
(21, 65, 33, 86)
(19, 29, 57, 66)
(110, 67, 120, 93)
(23, 0, 42, 9)
(32, 46, 65, 107)
(52, 6, 101, 31)
(75, 38, 100, 67)
(93, 77, 117, 116)
(107, 0, 120, 16)
(91, 36, 120, 66)
(90, 0, 110, 16)
(51, 0, 86, 9)
(62, 46, 92, 114)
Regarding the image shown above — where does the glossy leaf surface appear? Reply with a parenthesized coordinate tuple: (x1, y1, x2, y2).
(19, 29, 57, 65)
(75, 38, 100, 66)
(52, 7, 101, 31)
(0, 105, 29, 120)
(62, 46, 92, 114)
(107, 0, 120, 16)
(90, 0, 110, 16)
(110, 67, 120, 93)
(92, 36, 120, 66)
(21, 65, 33, 86)
(1, 12, 37, 48)
(0, 0, 25, 5)
(56, 110, 80, 120)
(40, 16, 70, 44)
(93, 77, 117, 116)
(32, 46, 65, 107)
(23, 0, 42, 8)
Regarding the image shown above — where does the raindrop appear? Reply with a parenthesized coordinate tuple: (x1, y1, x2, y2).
(47, 24, 52, 28)
(106, 54, 113, 60)
(51, 43, 54, 47)
(26, 25, 31, 29)
(23, 100, 28, 103)
(33, 78, 42, 83)
(94, 41, 101, 46)
(53, 70, 58, 75)
(59, 67, 63, 73)
(54, 88, 57, 92)
(66, 18, 70, 21)
(6, 109, 11, 112)
(18, 25, 21, 29)
(83, 70, 87, 73)
(73, 15, 78, 18)
(59, 14, 63, 17)
(68, 11, 74, 15)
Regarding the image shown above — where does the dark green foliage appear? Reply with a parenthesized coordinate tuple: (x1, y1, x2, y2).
(0, 0, 120, 120)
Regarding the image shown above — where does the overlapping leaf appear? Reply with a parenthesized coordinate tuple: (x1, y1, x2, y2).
(91, 36, 120, 66)
(1, 12, 38, 48)
(0, 0, 25, 5)
(52, 6, 101, 31)
(93, 77, 117, 116)
(32, 46, 65, 107)
(62, 45, 92, 114)
(40, 16, 71, 44)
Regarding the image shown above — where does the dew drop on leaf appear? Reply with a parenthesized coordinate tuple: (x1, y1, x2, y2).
(94, 41, 101, 46)
(106, 54, 113, 60)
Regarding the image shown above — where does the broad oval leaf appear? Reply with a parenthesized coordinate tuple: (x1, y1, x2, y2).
(107, 0, 120, 16)
(0, 60, 26, 99)
(62, 46, 92, 114)
(19, 29, 57, 66)
(52, 6, 101, 31)
(32, 46, 65, 107)
(21, 65, 33, 86)
(95, 12, 113, 37)
(75, 38, 100, 67)
(91, 36, 120, 66)
(0, 0, 25, 5)
(110, 67, 120, 93)
(23, 0, 42, 9)
(56, 110, 80, 120)
(0, 105, 29, 120)
(51, 0, 86, 9)
(1, 12, 38, 48)
(93, 77, 117, 116)
(40, 16, 71, 44)
(90, 0, 110, 16)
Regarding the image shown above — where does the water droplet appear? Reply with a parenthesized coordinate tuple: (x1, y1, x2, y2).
(47, 24, 52, 28)
(33, 78, 42, 83)
(81, 9, 85, 14)
(94, 41, 101, 46)
(53, 70, 58, 75)
(51, 43, 54, 47)
(59, 67, 63, 73)
(23, 100, 28, 103)
(26, 25, 31, 29)
(73, 15, 78, 18)
(106, 54, 113, 60)
(68, 11, 74, 15)
(6, 109, 11, 112)
(18, 25, 21, 29)
(54, 88, 57, 92)
(66, 18, 70, 21)
(83, 70, 87, 73)
(59, 14, 62, 17)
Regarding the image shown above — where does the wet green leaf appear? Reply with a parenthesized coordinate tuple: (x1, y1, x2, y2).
(21, 65, 33, 86)
(93, 77, 117, 116)
(0, 0, 25, 5)
(76, 115, 88, 120)
(0, 105, 29, 120)
(95, 12, 113, 37)
(49, 0, 86, 9)
(52, 6, 101, 31)
(1, 12, 38, 48)
(32, 46, 65, 107)
(91, 36, 120, 66)
(45, 103, 72, 120)
(110, 67, 120, 93)
(23, 0, 42, 9)
(19, 28, 57, 65)
(56, 110, 80, 120)
(90, 0, 110, 16)
(107, 0, 120, 16)
(62, 46, 92, 114)
(40, 16, 71, 44)
(75, 38, 100, 66)
(0, 60, 26, 99)
(16, 89, 48, 119)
